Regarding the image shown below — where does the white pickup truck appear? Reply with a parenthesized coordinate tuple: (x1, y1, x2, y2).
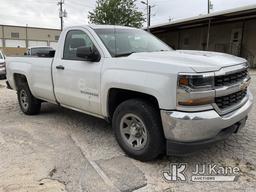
(6, 25, 253, 161)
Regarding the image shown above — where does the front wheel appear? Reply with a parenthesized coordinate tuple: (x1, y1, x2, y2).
(112, 99, 165, 161)
(17, 84, 41, 115)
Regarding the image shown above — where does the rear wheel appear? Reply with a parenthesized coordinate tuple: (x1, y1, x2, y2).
(17, 84, 41, 115)
(112, 99, 165, 161)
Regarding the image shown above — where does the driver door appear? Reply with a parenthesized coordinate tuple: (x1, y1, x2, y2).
(53, 30, 102, 115)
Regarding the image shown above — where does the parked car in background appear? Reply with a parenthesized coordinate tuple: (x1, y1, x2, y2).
(0, 50, 6, 79)
(25, 46, 54, 57)
(6, 25, 253, 161)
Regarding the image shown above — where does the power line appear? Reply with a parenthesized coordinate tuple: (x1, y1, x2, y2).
(65, 1, 95, 9)
(7, 0, 57, 4)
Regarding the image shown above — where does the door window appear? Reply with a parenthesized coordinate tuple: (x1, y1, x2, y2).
(63, 30, 94, 60)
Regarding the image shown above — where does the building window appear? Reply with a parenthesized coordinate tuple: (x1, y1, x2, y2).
(55, 35, 59, 41)
(11, 32, 19, 39)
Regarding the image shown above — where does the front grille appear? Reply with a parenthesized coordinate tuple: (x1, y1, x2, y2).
(215, 89, 247, 109)
(215, 69, 248, 86)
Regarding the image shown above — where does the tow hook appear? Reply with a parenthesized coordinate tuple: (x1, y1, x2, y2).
(234, 116, 248, 134)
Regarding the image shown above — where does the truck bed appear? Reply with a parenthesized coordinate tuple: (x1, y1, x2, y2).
(6, 56, 55, 102)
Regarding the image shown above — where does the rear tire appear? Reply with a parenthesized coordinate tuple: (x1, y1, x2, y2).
(17, 84, 41, 115)
(112, 99, 165, 161)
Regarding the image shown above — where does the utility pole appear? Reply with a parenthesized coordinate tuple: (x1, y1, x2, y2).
(208, 0, 213, 14)
(58, 0, 67, 31)
(2, 25, 5, 48)
(25, 24, 28, 48)
(141, 0, 154, 31)
(148, 5, 151, 29)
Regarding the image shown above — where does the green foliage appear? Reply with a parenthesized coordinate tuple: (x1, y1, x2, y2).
(88, 0, 145, 28)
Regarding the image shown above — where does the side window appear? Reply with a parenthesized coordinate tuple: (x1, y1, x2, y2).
(63, 30, 94, 60)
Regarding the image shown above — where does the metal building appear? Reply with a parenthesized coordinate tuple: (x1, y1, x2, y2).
(150, 5, 256, 68)
(0, 25, 61, 56)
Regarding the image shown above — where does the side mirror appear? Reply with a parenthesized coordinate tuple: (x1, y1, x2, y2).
(76, 46, 101, 62)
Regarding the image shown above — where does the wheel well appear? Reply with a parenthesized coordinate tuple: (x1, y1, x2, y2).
(108, 88, 160, 119)
(14, 74, 28, 89)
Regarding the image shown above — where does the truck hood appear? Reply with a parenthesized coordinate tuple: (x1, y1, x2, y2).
(128, 50, 246, 72)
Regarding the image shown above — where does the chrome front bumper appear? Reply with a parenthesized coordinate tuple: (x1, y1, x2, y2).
(161, 92, 253, 142)
(0, 67, 5, 75)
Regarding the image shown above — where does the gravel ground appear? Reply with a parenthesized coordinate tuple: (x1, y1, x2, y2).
(0, 71, 256, 192)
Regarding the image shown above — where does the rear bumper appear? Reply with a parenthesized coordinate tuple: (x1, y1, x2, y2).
(160, 91, 253, 144)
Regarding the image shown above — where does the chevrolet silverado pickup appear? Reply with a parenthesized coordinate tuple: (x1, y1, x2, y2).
(6, 25, 253, 161)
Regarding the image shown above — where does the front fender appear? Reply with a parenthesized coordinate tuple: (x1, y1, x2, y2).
(101, 69, 177, 117)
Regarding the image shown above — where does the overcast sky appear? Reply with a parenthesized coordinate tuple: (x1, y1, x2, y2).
(0, 0, 255, 29)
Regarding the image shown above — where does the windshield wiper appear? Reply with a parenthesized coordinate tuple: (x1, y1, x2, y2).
(115, 52, 135, 57)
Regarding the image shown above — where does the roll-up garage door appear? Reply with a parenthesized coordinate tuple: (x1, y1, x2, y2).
(5, 40, 26, 48)
(49, 42, 58, 49)
(28, 41, 48, 47)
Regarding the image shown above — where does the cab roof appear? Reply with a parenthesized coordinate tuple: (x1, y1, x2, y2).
(89, 24, 136, 30)
(66, 25, 137, 30)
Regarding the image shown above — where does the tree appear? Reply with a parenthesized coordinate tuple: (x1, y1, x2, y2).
(88, 0, 145, 28)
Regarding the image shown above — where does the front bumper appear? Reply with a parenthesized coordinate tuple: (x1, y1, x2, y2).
(160, 92, 253, 143)
(166, 118, 246, 155)
(0, 67, 6, 76)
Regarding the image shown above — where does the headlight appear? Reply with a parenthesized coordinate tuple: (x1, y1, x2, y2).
(178, 73, 214, 89)
(177, 73, 215, 106)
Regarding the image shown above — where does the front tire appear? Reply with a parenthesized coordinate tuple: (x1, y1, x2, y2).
(17, 84, 41, 115)
(112, 99, 165, 161)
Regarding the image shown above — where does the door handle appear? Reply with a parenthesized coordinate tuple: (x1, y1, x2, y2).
(56, 65, 65, 70)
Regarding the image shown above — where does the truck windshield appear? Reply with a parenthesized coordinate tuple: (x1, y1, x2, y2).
(94, 28, 172, 57)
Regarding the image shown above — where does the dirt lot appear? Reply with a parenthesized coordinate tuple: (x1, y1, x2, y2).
(0, 72, 256, 192)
